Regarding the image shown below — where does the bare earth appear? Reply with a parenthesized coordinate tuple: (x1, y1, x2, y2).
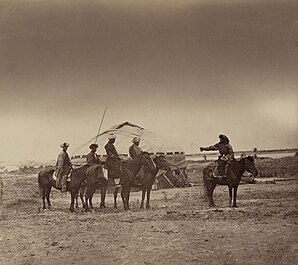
(0, 170, 297, 265)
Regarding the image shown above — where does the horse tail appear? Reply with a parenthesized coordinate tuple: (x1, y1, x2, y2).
(38, 168, 55, 195)
(202, 168, 209, 196)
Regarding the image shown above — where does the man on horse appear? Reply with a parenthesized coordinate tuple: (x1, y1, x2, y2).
(200, 134, 234, 179)
(104, 134, 123, 183)
(128, 136, 144, 185)
(86, 143, 101, 166)
(55, 142, 72, 192)
(129, 137, 143, 159)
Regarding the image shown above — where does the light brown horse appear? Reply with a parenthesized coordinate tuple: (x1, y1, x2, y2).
(38, 164, 89, 212)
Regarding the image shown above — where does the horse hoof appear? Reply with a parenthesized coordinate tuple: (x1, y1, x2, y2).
(100, 205, 107, 209)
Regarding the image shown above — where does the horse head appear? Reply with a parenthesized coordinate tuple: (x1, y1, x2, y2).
(153, 155, 171, 171)
(140, 152, 156, 170)
(244, 155, 258, 178)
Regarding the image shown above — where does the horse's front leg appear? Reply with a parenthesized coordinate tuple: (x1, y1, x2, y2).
(140, 187, 146, 209)
(79, 187, 86, 209)
(121, 186, 130, 210)
(146, 186, 152, 209)
(233, 185, 238, 208)
(114, 186, 120, 209)
(41, 187, 47, 210)
(228, 186, 233, 207)
(100, 187, 107, 209)
(69, 189, 78, 212)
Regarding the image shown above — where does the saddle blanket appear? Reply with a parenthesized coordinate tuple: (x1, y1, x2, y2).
(52, 172, 71, 182)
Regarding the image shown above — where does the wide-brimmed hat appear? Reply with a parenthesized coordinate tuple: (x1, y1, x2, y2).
(132, 137, 141, 143)
(60, 142, 70, 148)
(108, 134, 116, 140)
(89, 143, 98, 149)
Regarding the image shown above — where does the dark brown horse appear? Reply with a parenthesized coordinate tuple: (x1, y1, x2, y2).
(112, 155, 171, 209)
(140, 155, 171, 209)
(106, 152, 155, 210)
(203, 156, 258, 208)
(84, 164, 108, 212)
(38, 164, 89, 212)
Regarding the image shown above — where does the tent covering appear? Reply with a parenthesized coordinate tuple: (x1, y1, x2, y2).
(71, 121, 187, 170)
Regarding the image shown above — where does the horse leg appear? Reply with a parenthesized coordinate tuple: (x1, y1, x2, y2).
(140, 187, 146, 209)
(228, 186, 233, 207)
(233, 185, 238, 208)
(75, 195, 79, 209)
(121, 186, 130, 210)
(46, 186, 52, 209)
(41, 187, 47, 210)
(206, 181, 216, 207)
(100, 187, 107, 209)
(114, 186, 119, 209)
(69, 189, 78, 212)
(85, 186, 93, 212)
(146, 186, 152, 209)
(79, 186, 86, 209)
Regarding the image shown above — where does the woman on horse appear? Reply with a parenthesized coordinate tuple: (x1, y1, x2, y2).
(200, 134, 234, 179)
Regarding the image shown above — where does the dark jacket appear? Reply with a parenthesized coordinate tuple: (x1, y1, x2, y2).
(129, 144, 142, 159)
(86, 151, 100, 166)
(104, 142, 118, 157)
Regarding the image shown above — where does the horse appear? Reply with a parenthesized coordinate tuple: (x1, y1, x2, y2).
(83, 164, 108, 212)
(139, 155, 171, 209)
(38, 164, 89, 212)
(106, 152, 156, 210)
(112, 155, 171, 209)
(203, 156, 258, 208)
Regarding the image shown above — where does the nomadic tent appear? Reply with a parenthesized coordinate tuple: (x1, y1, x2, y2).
(71, 121, 188, 189)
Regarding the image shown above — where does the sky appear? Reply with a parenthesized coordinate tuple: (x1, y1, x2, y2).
(0, 0, 297, 161)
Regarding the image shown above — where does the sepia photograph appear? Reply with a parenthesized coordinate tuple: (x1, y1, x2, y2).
(0, 1, 297, 264)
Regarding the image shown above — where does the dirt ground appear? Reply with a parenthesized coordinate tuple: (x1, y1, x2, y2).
(0, 163, 297, 265)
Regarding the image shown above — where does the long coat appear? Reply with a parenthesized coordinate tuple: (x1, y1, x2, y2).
(86, 151, 100, 166)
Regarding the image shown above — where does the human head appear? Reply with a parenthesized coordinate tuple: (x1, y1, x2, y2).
(132, 137, 141, 145)
(219, 134, 229, 144)
(108, 134, 116, 143)
(89, 143, 98, 151)
(60, 142, 69, 151)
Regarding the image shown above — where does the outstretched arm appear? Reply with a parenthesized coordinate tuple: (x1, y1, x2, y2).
(200, 145, 218, 152)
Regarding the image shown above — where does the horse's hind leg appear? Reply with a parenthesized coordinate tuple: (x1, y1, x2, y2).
(140, 188, 146, 209)
(46, 186, 52, 208)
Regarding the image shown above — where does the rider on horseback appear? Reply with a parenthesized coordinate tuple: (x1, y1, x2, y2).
(200, 134, 234, 179)
(129, 137, 144, 186)
(55, 142, 72, 192)
(104, 134, 123, 186)
(129, 137, 142, 159)
(86, 143, 101, 166)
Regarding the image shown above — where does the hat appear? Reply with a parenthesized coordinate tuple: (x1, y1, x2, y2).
(108, 134, 116, 140)
(132, 137, 141, 143)
(219, 134, 229, 143)
(60, 142, 70, 148)
(89, 143, 98, 149)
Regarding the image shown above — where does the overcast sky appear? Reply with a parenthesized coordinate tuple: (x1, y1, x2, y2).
(0, 0, 297, 161)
